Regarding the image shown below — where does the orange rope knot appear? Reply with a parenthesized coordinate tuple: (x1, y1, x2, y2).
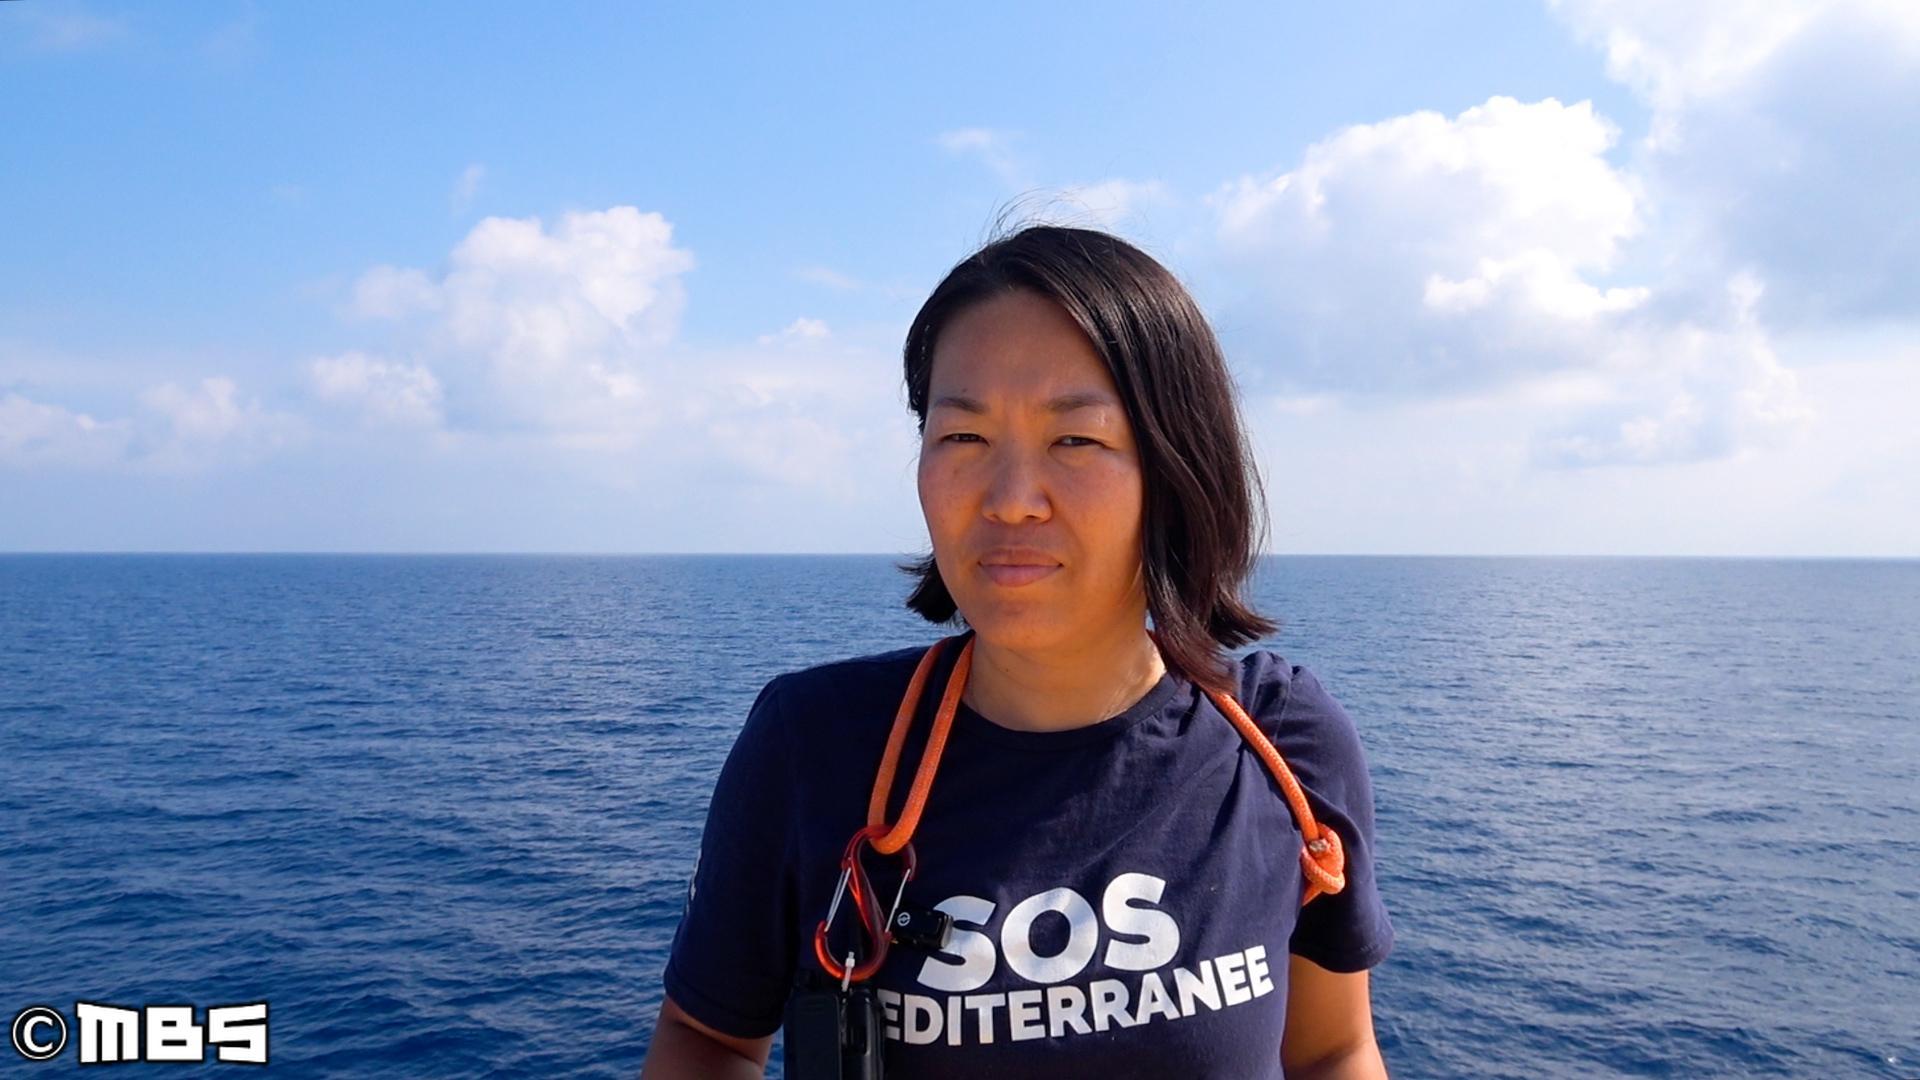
(1300, 822, 1346, 904)
(1188, 645, 1350, 909)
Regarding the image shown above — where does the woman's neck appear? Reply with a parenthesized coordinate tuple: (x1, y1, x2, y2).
(960, 623, 1167, 733)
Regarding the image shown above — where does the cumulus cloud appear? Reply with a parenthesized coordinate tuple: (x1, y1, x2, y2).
(1206, 96, 1646, 395)
(1527, 275, 1815, 466)
(351, 265, 441, 319)
(1549, 1, 1823, 112)
(134, 377, 303, 470)
(1, 378, 301, 472)
(348, 206, 695, 432)
(309, 352, 444, 427)
(1197, 93, 1813, 467)
(325, 206, 910, 500)
(1549, 0, 1920, 324)
(0, 393, 131, 469)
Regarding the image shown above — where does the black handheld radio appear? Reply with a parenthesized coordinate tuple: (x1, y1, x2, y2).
(782, 902, 953, 1080)
(783, 978, 883, 1080)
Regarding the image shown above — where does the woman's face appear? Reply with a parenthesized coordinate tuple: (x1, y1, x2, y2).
(917, 288, 1148, 651)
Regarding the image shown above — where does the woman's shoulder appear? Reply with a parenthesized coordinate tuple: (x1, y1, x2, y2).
(752, 638, 950, 735)
(716, 642, 944, 802)
(771, 639, 933, 696)
(1232, 647, 1374, 788)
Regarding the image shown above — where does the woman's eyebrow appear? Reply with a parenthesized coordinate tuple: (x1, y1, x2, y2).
(931, 391, 1118, 415)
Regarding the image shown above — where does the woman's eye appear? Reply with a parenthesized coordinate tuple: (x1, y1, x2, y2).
(939, 434, 1099, 447)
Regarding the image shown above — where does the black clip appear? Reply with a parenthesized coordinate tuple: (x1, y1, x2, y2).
(887, 903, 954, 953)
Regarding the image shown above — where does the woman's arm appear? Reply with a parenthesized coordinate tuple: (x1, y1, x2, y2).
(638, 994, 774, 1080)
(1279, 954, 1388, 1079)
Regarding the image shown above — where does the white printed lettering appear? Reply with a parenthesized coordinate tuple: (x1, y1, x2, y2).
(1173, 959, 1222, 1015)
(961, 994, 1004, 1045)
(903, 994, 942, 1044)
(1246, 944, 1275, 997)
(1001, 887, 1099, 985)
(917, 894, 999, 993)
(1101, 872, 1180, 971)
(1006, 989, 1046, 1041)
(1088, 978, 1138, 1032)
(1134, 971, 1182, 1024)
(1046, 984, 1091, 1036)
(1218, 950, 1252, 1006)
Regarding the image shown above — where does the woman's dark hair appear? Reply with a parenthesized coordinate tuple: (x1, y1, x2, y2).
(895, 217, 1280, 698)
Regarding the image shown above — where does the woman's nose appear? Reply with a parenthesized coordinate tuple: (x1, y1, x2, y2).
(980, 445, 1051, 524)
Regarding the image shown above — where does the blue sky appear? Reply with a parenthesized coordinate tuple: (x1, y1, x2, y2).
(3, 1, 1915, 555)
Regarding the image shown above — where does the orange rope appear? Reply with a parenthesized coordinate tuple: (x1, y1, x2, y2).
(1198, 675, 1348, 905)
(863, 633, 970, 854)
(861, 630, 1347, 906)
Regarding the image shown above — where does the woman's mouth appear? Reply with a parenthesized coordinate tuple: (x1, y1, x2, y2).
(980, 563, 1061, 587)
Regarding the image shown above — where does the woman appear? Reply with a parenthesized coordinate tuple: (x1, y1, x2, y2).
(642, 224, 1394, 1078)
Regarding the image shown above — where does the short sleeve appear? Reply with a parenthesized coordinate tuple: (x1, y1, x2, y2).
(661, 676, 800, 1037)
(1280, 665, 1395, 973)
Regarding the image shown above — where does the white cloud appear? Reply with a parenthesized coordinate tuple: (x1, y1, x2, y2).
(345, 206, 695, 432)
(756, 317, 831, 346)
(450, 163, 486, 215)
(1247, 340, 1909, 555)
(134, 377, 303, 470)
(324, 207, 917, 503)
(935, 128, 1000, 153)
(309, 352, 444, 427)
(935, 127, 1025, 186)
(433, 206, 693, 358)
(1, 377, 301, 473)
(1054, 179, 1174, 232)
(1199, 93, 1813, 468)
(1213, 97, 1639, 272)
(1205, 96, 1645, 393)
(1548, 1, 1823, 113)
(1527, 277, 1816, 467)
(1422, 251, 1650, 321)
(0, 393, 131, 469)
(351, 265, 441, 319)
(1549, 0, 1920, 324)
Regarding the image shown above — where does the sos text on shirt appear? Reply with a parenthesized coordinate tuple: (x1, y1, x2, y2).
(875, 871, 1278, 1047)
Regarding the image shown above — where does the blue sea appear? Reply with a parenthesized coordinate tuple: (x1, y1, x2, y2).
(1, 554, 1915, 1078)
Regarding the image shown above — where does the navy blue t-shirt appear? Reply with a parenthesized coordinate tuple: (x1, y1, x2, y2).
(663, 630, 1394, 1077)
